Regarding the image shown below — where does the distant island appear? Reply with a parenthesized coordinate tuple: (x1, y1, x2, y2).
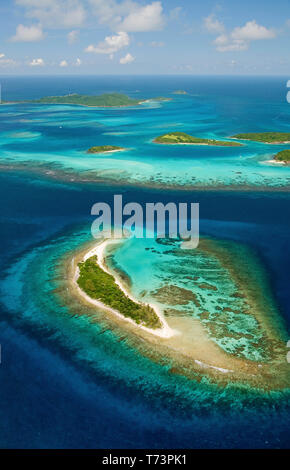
(65, 236, 290, 389)
(77, 255, 162, 329)
(154, 132, 243, 146)
(274, 149, 290, 163)
(232, 132, 290, 144)
(28, 93, 141, 107)
(87, 145, 125, 154)
(172, 90, 188, 95)
(150, 97, 172, 102)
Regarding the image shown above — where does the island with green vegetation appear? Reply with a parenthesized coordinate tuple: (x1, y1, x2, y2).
(151, 97, 172, 102)
(87, 145, 125, 154)
(172, 90, 188, 95)
(154, 132, 243, 146)
(274, 149, 290, 163)
(77, 256, 161, 329)
(232, 132, 290, 143)
(29, 93, 141, 107)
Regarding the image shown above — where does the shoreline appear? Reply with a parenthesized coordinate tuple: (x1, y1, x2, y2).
(62, 236, 290, 390)
(4, 101, 144, 108)
(231, 137, 290, 145)
(73, 238, 176, 339)
(87, 148, 127, 155)
(265, 159, 286, 166)
(153, 140, 243, 147)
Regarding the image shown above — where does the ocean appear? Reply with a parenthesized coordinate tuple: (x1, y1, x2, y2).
(0, 75, 289, 448)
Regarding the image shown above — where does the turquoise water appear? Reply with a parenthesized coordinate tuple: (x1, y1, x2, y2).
(109, 236, 278, 362)
(0, 76, 290, 449)
(1, 76, 290, 189)
(1, 221, 289, 444)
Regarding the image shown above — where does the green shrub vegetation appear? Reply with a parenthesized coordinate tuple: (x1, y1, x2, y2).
(154, 132, 243, 146)
(77, 256, 161, 329)
(87, 145, 124, 154)
(232, 132, 290, 143)
(172, 90, 188, 95)
(30, 93, 140, 107)
(275, 149, 290, 162)
(151, 97, 172, 101)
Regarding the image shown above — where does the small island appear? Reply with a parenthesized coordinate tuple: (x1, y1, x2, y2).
(62, 236, 290, 389)
(77, 256, 162, 329)
(274, 149, 290, 163)
(29, 93, 141, 107)
(87, 145, 125, 154)
(154, 132, 243, 146)
(232, 132, 290, 144)
(172, 90, 188, 95)
(151, 97, 172, 102)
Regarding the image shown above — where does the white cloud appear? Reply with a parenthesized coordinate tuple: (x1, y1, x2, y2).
(119, 2, 164, 32)
(60, 60, 68, 67)
(16, 0, 86, 28)
(17, 0, 165, 33)
(85, 31, 129, 54)
(11, 24, 44, 42)
(89, 0, 118, 25)
(89, 0, 165, 32)
(214, 34, 248, 52)
(204, 14, 224, 34)
(30, 58, 45, 66)
(68, 30, 79, 44)
(0, 54, 17, 67)
(119, 52, 135, 64)
(75, 57, 82, 66)
(231, 20, 275, 41)
(209, 18, 276, 52)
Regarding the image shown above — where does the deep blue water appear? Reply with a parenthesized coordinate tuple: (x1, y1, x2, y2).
(0, 76, 290, 449)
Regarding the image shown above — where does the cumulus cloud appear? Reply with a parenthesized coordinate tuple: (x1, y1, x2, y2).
(75, 57, 82, 66)
(119, 52, 135, 64)
(11, 24, 44, 42)
(85, 31, 129, 54)
(214, 34, 248, 52)
(30, 58, 45, 66)
(0, 54, 17, 67)
(119, 2, 164, 32)
(16, 0, 86, 28)
(89, 0, 165, 32)
(231, 20, 275, 41)
(60, 60, 68, 67)
(16, 0, 165, 35)
(204, 14, 224, 34)
(67, 30, 79, 44)
(207, 17, 276, 52)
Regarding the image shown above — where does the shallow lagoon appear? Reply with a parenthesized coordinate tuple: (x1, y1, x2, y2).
(0, 76, 290, 448)
(1, 76, 290, 189)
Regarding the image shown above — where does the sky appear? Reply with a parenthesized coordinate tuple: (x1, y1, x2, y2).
(0, 0, 290, 75)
